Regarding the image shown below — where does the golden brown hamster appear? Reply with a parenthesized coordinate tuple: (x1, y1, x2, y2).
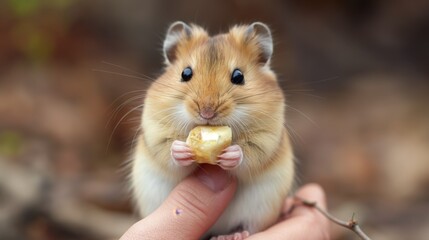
(131, 21, 295, 238)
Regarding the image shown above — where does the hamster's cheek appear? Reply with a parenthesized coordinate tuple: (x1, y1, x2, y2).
(176, 103, 194, 123)
(228, 105, 249, 123)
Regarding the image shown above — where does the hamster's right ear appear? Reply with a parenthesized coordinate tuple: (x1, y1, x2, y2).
(244, 22, 273, 65)
(163, 21, 192, 65)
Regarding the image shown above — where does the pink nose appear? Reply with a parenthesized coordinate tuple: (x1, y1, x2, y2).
(199, 107, 216, 120)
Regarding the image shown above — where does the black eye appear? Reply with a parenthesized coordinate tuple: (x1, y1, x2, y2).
(181, 67, 193, 82)
(231, 69, 244, 85)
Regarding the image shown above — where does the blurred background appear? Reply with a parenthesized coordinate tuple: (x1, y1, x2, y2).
(1, 0, 428, 239)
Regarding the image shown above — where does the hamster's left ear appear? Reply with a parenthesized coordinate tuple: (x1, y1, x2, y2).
(245, 22, 273, 65)
(163, 21, 192, 64)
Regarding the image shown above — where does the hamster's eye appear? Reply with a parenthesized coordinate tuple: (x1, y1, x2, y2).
(231, 69, 244, 85)
(181, 67, 193, 82)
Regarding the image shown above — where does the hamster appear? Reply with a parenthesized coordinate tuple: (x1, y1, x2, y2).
(131, 21, 295, 238)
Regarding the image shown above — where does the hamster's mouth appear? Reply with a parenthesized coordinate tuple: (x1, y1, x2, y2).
(194, 115, 214, 125)
(191, 110, 233, 128)
(193, 118, 227, 127)
(195, 120, 218, 126)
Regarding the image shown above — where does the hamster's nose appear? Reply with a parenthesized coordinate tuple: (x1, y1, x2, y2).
(199, 107, 216, 120)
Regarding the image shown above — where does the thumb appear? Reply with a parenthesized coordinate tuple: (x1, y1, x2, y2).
(248, 184, 329, 240)
(121, 165, 237, 240)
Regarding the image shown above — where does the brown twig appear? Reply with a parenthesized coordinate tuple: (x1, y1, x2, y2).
(294, 196, 372, 240)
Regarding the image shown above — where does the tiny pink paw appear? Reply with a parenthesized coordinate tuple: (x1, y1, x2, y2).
(217, 145, 243, 170)
(210, 231, 250, 240)
(171, 140, 194, 166)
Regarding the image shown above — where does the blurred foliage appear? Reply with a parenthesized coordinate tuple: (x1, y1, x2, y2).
(13, 24, 54, 64)
(8, 0, 40, 17)
(0, 131, 23, 157)
(8, 0, 72, 16)
(5, 0, 74, 65)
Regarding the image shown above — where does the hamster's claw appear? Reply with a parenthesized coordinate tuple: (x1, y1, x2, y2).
(217, 145, 243, 170)
(210, 231, 250, 240)
(171, 140, 195, 166)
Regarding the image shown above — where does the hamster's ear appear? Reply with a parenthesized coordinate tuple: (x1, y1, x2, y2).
(245, 22, 273, 65)
(163, 21, 192, 65)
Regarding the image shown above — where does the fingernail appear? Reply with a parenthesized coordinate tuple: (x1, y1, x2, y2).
(196, 165, 231, 192)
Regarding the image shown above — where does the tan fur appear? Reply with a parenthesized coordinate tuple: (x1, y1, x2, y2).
(131, 22, 294, 237)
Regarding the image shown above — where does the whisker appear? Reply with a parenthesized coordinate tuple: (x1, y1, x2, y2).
(151, 106, 178, 119)
(234, 115, 248, 136)
(131, 125, 142, 149)
(152, 92, 185, 101)
(284, 89, 315, 92)
(285, 92, 325, 100)
(107, 104, 144, 152)
(280, 76, 340, 88)
(156, 111, 179, 126)
(93, 69, 152, 82)
(152, 82, 190, 97)
(234, 89, 280, 102)
(108, 89, 146, 111)
(107, 95, 145, 129)
(236, 100, 284, 105)
(177, 115, 191, 137)
(222, 84, 239, 97)
(183, 81, 199, 97)
(286, 105, 317, 126)
(101, 61, 155, 79)
(284, 122, 304, 144)
(179, 119, 191, 137)
(242, 108, 281, 126)
(123, 116, 143, 124)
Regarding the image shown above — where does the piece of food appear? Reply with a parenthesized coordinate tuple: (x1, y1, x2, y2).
(186, 126, 232, 164)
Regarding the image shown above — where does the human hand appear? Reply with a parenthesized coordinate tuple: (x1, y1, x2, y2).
(248, 183, 330, 240)
(120, 165, 237, 240)
(120, 167, 329, 240)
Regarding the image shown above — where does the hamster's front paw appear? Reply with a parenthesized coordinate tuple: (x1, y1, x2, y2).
(171, 140, 195, 166)
(216, 145, 243, 170)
